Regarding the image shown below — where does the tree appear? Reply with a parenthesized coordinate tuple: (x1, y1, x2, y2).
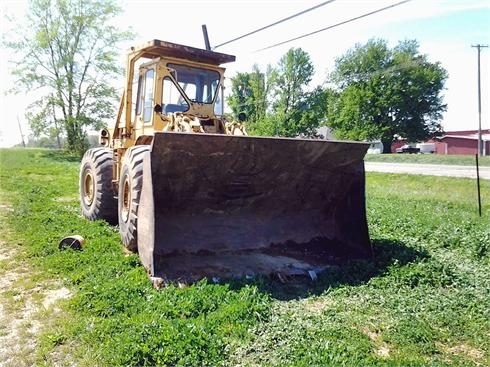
(228, 64, 268, 126)
(26, 94, 63, 149)
(327, 39, 447, 152)
(4, 0, 133, 154)
(228, 48, 325, 138)
(269, 48, 320, 137)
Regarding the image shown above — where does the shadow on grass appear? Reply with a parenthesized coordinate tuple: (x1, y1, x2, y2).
(41, 149, 81, 163)
(229, 238, 428, 301)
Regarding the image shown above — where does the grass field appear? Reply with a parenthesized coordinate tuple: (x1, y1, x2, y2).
(365, 153, 490, 166)
(0, 148, 489, 367)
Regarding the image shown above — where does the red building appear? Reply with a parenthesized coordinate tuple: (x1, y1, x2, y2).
(391, 130, 490, 155)
(431, 130, 490, 156)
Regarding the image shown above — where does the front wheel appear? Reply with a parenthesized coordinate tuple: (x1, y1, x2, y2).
(118, 145, 150, 251)
(79, 148, 117, 224)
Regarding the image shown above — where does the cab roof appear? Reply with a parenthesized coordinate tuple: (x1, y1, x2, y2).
(129, 39, 236, 65)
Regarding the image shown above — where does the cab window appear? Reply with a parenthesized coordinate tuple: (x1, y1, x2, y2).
(143, 69, 154, 123)
(161, 76, 189, 114)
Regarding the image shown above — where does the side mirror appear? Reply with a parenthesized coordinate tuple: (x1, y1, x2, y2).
(154, 104, 163, 113)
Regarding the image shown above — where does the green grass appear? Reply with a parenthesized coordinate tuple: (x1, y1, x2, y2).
(365, 153, 490, 166)
(0, 147, 489, 366)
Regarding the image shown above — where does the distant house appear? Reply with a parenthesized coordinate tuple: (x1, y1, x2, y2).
(390, 129, 490, 155)
(317, 126, 335, 139)
(391, 140, 407, 153)
(367, 141, 383, 154)
(430, 130, 490, 156)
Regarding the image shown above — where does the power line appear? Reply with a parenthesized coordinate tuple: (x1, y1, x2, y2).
(256, 0, 413, 52)
(212, 0, 337, 50)
(332, 58, 427, 85)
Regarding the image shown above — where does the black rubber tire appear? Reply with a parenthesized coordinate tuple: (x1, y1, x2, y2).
(79, 148, 117, 224)
(118, 145, 150, 252)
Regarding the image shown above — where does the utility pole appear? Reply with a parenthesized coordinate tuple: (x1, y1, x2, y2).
(471, 44, 488, 156)
(17, 116, 26, 148)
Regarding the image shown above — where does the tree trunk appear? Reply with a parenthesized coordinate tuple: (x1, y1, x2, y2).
(51, 100, 62, 149)
(381, 139, 393, 154)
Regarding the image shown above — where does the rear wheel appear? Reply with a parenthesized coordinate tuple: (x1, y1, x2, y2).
(118, 145, 150, 251)
(79, 148, 117, 224)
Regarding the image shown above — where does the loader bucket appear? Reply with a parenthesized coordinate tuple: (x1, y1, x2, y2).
(137, 132, 371, 282)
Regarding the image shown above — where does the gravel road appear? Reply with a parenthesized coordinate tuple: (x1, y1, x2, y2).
(364, 162, 490, 180)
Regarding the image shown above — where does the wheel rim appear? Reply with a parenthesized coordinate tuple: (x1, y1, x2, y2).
(83, 170, 95, 205)
(121, 175, 131, 223)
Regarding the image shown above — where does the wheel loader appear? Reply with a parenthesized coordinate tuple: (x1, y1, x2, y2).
(79, 39, 371, 284)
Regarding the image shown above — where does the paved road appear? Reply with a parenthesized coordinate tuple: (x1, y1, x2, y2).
(365, 162, 490, 180)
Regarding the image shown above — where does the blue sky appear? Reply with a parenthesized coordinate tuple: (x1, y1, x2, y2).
(0, 0, 489, 147)
(380, 6, 488, 41)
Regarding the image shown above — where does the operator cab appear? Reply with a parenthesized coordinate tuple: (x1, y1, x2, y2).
(162, 63, 221, 114)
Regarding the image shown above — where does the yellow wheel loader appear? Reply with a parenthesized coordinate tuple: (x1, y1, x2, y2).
(79, 39, 371, 284)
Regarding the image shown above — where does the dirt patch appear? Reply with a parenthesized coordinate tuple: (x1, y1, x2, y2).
(448, 344, 484, 360)
(437, 342, 486, 365)
(43, 287, 72, 310)
(302, 298, 334, 314)
(0, 253, 10, 261)
(0, 204, 13, 212)
(0, 263, 20, 286)
(0, 200, 73, 367)
(53, 196, 76, 203)
(0, 244, 12, 261)
(0, 243, 37, 367)
(376, 345, 390, 358)
(361, 326, 391, 358)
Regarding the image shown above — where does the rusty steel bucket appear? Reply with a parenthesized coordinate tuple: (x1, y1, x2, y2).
(137, 132, 371, 281)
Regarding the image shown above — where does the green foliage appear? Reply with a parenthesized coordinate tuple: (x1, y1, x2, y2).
(265, 48, 327, 138)
(327, 39, 448, 151)
(229, 48, 325, 138)
(269, 48, 314, 135)
(229, 38, 448, 144)
(4, 0, 133, 155)
(228, 64, 268, 126)
(0, 148, 489, 366)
